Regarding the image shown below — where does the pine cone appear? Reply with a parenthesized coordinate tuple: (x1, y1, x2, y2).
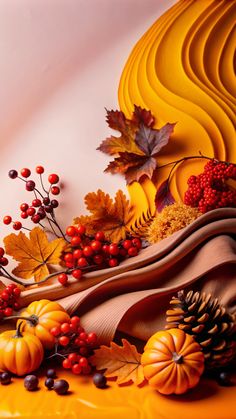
(165, 290, 236, 369)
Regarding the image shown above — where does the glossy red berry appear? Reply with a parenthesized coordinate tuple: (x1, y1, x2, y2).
(79, 357, 88, 367)
(51, 186, 60, 195)
(70, 316, 80, 326)
(20, 203, 29, 212)
(32, 199, 41, 207)
(36, 165, 44, 174)
(102, 244, 110, 254)
(31, 214, 41, 224)
(3, 216, 12, 225)
(87, 332, 97, 345)
(83, 246, 93, 257)
(132, 238, 142, 249)
(62, 359, 72, 369)
(72, 364, 82, 375)
(21, 168, 31, 178)
(76, 225, 86, 235)
(64, 253, 73, 263)
(48, 174, 59, 184)
(77, 257, 88, 267)
(122, 240, 132, 250)
(109, 258, 118, 267)
(0, 257, 8, 266)
(27, 207, 36, 216)
(91, 240, 102, 252)
(25, 180, 35, 191)
(93, 254, 103, 265)
(21, 212, 28, 219)
(128, 246, 138, 257)
(79, 346, 89, 356)
(1, 291, 10, 301)
(65, 261, 74, 268)
(13, 302, 20, 310)
(109, 244, 119, 256)
(72, 269, 82, 280)
(4, 307, 13, 317)
(71, 236, 82, 247)
(66, 226, 77, 237)
(0, 248, 5, 258)
(58, 336, 70, 346)
(12, 287, 21, 297)
(95, 231, 105, 241)
(50, 326, 61, 337)
(13, 221, 22, 231)
(79, 332, 87, 341)
(73, 249, 82, 259)
(68, 353, 78, 363)
(58, 273, 68, 285)
(60, 323, 70, 334)
(8, 170, 18, 179)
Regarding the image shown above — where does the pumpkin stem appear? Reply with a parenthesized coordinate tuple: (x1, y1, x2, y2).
(172, 352, 183, 364)
(3, 315, 38, 326)
(14, 321, 24, 338)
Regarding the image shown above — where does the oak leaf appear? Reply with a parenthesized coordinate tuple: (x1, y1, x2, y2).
(98, 106, 175, 184)
(4, 227, 66, 282)
(74, 189, 134, 242)
(90, 339, 145, 386)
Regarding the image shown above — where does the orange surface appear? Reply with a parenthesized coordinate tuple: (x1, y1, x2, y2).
(0, 367, 235, 419)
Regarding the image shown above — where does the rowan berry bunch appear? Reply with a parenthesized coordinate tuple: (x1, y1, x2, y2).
(0, 249, 22, 318)
(50, 316, 97, 375)
(184, 160, 236, 213)
(58, 225, 142, 285)
(3, 166, 64, 238)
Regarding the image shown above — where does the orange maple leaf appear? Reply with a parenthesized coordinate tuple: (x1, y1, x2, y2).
(74, 189, 134, 242)
(4, 227, 66, 282)
(90, 339, 145, 386)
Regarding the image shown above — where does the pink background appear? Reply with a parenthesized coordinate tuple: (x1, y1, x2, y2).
(0, 0, 175, 241)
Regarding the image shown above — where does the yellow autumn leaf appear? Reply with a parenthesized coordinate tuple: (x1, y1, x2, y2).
(74, 189, 134, 242)
(4, 227, 66, 282)
(90, 339, 145, 386)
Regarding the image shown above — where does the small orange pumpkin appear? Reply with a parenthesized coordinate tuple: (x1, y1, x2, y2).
(17, 299, 70, 349)
(141, 328, 205, 395)
(0, 322, 44, 376)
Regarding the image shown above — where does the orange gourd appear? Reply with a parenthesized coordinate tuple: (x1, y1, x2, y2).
(141, 328, 205, 395)
(0, 322, 44, 376)
(17, 299, 70, 349)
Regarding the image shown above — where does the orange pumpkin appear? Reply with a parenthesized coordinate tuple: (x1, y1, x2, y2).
(17, 299, 70, 349)
(0, 323, 44, 376)
(141, 328, 205, 395)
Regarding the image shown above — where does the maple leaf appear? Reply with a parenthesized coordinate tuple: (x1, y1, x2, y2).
(90, 339, 145, 386)
(155, 179, 175, 212)
(4, 227, 66, 282)
(98, 106, 176, 184)
(74, 189, 134, 242)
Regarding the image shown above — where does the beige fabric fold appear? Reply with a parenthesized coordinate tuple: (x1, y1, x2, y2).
(18, 208, 236, 344)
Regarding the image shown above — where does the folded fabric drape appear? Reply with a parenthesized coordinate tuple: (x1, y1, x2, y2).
(16, 208, 236, 344)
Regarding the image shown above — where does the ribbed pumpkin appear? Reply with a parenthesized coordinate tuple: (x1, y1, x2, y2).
(17, 299, 70, 349)
(141, 328, 205, 395)
(0, 323, 44, 376)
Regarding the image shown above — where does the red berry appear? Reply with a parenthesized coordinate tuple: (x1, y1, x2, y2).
(58, 273, 68, 285)
(51, 186, 60, 195)
(21, 212, 28, 219)
(36, 165, 44, 174)
(95, 231, 105, 241)
(27, 207, 36, 216)
(6, 283, 16, 293)
(50, 326, 61, 337)
(58, 336, 70, 346)
(4, 307, 13, 316)
(82, 365, 92, 375)
(79, 346, 89, 356)
(77, 257, 88, 268)
(48, 174, 59, 184)
(128, 246, 138, 257)
(68, 353, 78, 363)
(60, 323, 70, 334)
(119, 248, 127, 257)
(77, 326, 84, 334)
(73, 249, 82, 259)
(102, 244, 110, 254)
(0, 257, 8, 266)
(65, 261, 74, 268)
(70, 316, 80, 326)
(25, 180, 35, 191)
(13, 221, 22, 230)
(43, 197, 50, 205)
(79, 332, 87, 341)
(32, 199, 41, 207)
(3, 216, 12, 225)
(91, 240, 102, 252)
(72, 269, 82, 280)
(132, 238, 142, 249)
(66, 226, 77, 237)
(20, 203, 29, 212)
(1, 291, 10, 301)
(122, 240, 132, 250)
(71, 236, 82, 247)
(12, 287, 21, 297)
(79, 357, 88, 368)
(76, 225, 86, 235)
(21, 168, 31, 178)
(64, 253, 74, 263)
(13, 302, 20, 310)
(93, 254, 103, 265)
(72, 364, 82, 375)
(109, 258, 118, 267)
(31, 214, 41, 224)
(83, 246, 93, 257)
(62, 359, 72, 369)
(87, 332, 97, 345)
(0, 248, 4, 258)
(109, 243, 119, 256)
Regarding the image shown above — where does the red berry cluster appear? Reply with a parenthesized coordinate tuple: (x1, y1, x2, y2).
(3, 166, 60, 230)
(0, 250, 21, 318)
(58, 225, 142, 285)
(50, 316, 97, 375)
(184, 160, 236, 213)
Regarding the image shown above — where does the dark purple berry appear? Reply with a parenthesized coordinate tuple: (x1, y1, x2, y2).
(8, 170, 18, 179)
(46, 368, 56, 379)
(53, 379, 69, 395)
(1, 371, 11, 385)
(45, 377, 54, 389)
(25, 180, 35, 191)
(44, 205, 53, 213)
(24, 375, 38, 391)
(51, 199, 59, 208)
(93, 373, 107, 389)
(43, 197, 50, 205)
